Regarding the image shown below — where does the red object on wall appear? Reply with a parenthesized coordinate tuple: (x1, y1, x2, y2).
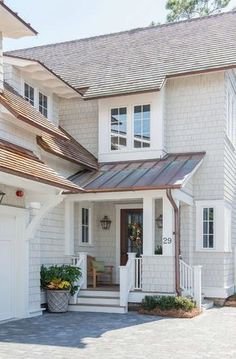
(16, 190, 24, 197)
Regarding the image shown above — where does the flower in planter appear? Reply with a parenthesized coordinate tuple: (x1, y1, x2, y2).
(47, 279, 71, 290)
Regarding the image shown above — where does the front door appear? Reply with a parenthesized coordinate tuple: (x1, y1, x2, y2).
(120, 208, 143, 265)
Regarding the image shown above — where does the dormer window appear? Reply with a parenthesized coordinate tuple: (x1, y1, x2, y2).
(134, 105, 150, 148)
(39, 92, 48, 118)
(111, 107, 127, 150)
(23, 82, 49, 119)
(110, 104, 151, 151)
(24, 83, 34, 106)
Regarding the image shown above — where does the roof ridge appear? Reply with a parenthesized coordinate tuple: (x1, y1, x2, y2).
(6, 9, 236, 54)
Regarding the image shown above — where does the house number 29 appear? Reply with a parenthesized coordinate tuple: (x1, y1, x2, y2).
(163, 237, 172, 244)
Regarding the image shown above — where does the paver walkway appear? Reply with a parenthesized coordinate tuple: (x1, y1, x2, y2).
(0, 307, 236, 358)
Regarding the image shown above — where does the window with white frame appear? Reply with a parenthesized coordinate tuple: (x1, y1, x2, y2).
(81, 208, 89, 243)
(133, 105, 151, 148)
(195, 200, 232, 252)
(39, 92, 48, 118)
(226, 80, 236, 145)
(110, 104, 151, 151)
(111, 107, 127, 150)
(24, 83, 34, 106)
(23, 82, 49, 119)
(202, 207, 214, 248)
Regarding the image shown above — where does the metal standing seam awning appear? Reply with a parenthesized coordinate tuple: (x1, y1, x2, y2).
(69, 152, 205, 193)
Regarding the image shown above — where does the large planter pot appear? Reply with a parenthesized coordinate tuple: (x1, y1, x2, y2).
(46, 290, 70, 313)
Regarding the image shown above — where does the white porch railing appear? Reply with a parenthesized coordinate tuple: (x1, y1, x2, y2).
(70, 252, 87, 304)
(180, 259, 202, 308)
(120, 253, 143, 308)
(134, 257, 143, 290)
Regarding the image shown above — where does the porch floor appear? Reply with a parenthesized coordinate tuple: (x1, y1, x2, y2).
(86, 285, 119, 291)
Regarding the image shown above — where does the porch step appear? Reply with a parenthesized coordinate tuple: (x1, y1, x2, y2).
(77, 295, 120, 306)
(201, 299, 214, 310)
(68, 288, 125, 314)
(79, 289, 120, 298)
(69, 303, 126, 314)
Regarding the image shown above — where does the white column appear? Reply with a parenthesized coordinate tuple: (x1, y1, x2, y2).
(193, 265, 202, 308)
(234, 247, 236, 291)
(143, 196, 155, 256)
(65, 201, 75, 255)
(162, 195, 175, 256)
(79, 252, 88, 289)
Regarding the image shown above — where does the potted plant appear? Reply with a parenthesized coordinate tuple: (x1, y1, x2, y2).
(41, 264, 81, 313)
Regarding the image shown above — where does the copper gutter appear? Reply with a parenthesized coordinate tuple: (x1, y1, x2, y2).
(166, 189, 181, 296)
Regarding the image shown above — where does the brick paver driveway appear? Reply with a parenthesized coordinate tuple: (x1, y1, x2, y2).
(0, 307, 236, 358)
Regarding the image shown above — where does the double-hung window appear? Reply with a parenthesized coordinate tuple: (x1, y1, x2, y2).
(39, 92, 48, 118)
(202, 207, 214, 249)
(133, 104, 151, 148)
(111, 107, 127, 150)
(24, 83, 34, 106)
(81, 208, 89, 244)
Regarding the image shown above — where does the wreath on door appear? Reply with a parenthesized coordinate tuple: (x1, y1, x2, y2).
(128, 222, 143, 255)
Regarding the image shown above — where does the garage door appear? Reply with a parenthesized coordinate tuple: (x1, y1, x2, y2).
(0, 215, 16, 321)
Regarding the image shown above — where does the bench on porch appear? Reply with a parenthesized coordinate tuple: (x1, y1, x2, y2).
(87, 255, 113, 288)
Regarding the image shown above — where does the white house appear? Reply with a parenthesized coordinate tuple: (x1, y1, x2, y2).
(1, 2, 236, 320)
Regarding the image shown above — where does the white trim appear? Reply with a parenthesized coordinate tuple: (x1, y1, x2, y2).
(203, 285, 234, 299)
(115, 203, 142, 282)
(0, 205, 29, 319)
(67, 189, 167, 202)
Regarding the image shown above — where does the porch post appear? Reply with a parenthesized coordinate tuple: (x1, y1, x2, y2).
(143, 196, 155, 256)
(65, 201, 75, 255)
(162, 195, 175, 256)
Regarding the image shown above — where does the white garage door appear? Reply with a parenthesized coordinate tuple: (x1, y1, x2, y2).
(0, 215, 16, 321)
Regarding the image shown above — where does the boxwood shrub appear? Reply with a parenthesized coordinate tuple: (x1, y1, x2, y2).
(141, 295, 196, 312)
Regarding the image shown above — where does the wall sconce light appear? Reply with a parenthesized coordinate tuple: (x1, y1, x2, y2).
(100, 216, 112, 230)
(0, 191, 6, 204)
(155, 214, 163, 229)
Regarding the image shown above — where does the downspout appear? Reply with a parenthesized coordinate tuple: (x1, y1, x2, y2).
(166, 189, 181, 296)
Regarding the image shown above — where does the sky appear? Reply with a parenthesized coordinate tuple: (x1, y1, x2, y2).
(3, 0, 236, 51)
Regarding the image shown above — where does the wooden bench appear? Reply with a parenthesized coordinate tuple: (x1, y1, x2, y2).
(87, 255, 113, 288)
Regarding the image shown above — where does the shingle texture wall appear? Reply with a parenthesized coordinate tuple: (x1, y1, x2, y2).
(59, 97, 98, 156)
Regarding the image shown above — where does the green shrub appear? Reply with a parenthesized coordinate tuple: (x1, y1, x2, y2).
(41, 264, 82, 296)
(141, 295, 196, 312)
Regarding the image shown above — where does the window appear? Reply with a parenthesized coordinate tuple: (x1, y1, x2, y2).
(81, 208, 89, 243)
(203, 208, 214, 248)
(39, 92, 48, 118)
(133, 105, 151, 148)
(24, 83, 34, 106)
(196, 200, 232, 252)
(111, 107, 127, 150)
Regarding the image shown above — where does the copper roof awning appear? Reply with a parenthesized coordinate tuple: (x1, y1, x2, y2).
(70, 152, 205, 193)
(0, 139, 82, 192)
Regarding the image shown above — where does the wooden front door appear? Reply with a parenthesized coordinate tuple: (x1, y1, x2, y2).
(120, 208, 143, 265)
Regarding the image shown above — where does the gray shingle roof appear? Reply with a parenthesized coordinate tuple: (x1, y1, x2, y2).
(6, 11, 236, 99)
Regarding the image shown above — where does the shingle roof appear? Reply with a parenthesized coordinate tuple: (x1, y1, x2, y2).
(37, 127, 98, 170)
(0, 84, 68, 140)
(0, 139, 82, 192)
(69, 152, 205, 192)
(6, 11, 236, 99)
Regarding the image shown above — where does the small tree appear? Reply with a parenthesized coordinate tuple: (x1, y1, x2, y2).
(166, 0, 231, 22)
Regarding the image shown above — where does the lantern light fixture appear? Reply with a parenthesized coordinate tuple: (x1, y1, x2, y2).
(100, 215, 112, 230)
(155, 214, 163, 229)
